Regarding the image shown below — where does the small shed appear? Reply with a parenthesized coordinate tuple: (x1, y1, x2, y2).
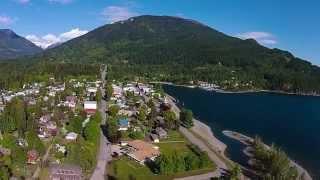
(150, 134, 159, 143)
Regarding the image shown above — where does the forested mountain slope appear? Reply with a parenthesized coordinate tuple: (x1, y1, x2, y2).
(4, 15, 320, 93)
(0, 29, 42, 59)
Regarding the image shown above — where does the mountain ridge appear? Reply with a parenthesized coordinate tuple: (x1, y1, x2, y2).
(0, 29, 43, 59)
(3, 15, 320, 93)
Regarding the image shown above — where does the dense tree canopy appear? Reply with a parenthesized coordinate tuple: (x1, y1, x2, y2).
(252, 137, 298, 179)
(180, 108, 194, 128)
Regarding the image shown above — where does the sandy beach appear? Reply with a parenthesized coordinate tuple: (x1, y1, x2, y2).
(191, 119, 227, 153)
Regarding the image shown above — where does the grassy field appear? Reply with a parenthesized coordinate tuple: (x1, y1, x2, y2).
(156, 130, 191, 155)
(107, 157, 215, 180)
(107, 130, 216, 180)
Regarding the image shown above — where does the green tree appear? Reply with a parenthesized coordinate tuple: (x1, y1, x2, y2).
(252, 137, 298, 179)
(180, 108, 194, 128)
(128, 129, 144, 140)
(0, 98, 28, 136)
(163, 110, 179, 130)
(137, 106, 147, 123)
(108, 105, 120, 117)
(67, 116, 83, 134)
(0, 166, 10, 180)
(106, 116, 121, 143)
(229, 164, 242, 180)
(184, 153, 199, 170)
(25, 130, 45, 154)
(83, 118, 100, 143)
(96, 89, 102, 103)
(105, 84, 113, 100)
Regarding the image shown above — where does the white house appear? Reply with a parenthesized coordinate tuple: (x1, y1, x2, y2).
(65, 132, 78, 140)
(84, 101, 97, 114)
(87, 87, 97, 94)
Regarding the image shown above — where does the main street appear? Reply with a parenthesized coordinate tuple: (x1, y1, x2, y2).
(91, 65, 112, 180)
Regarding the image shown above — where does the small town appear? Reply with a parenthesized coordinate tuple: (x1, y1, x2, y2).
(0, 66, 227, 180)
(0, 1, 318, 179)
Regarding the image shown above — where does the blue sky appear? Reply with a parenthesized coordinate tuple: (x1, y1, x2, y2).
(1, 0, 319, 64)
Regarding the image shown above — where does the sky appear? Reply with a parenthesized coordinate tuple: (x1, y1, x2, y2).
(0, 0, 319, 64)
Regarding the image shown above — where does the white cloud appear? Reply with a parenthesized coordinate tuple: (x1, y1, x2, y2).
(26, 28, 88, 49)
(59, 28, 88, 40)
(236, 31, 277, 45)
(102, 6, 138, 23)
(48, 0, 73, 4)
(0, 15, 14, 26)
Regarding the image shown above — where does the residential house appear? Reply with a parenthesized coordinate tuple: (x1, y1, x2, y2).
(156, 116, 165, 127)
(126, 140, 160, 165)
(27, 150, 39, 164)
(0, 146, 11, 156)
(118, 109, 135, 117)
(87, 87, 97, 96)
(112, 85, 123, 98)
(39, 115, 51, 125)
(155, 127, 167, 139)
(38, 121, 57, 138)
(65, 96, 77, 109)
(65, 132, 78, 141)
(49, 164, 82, 180)
(137, 83, 153, 95)
(84, 101, 97, 115)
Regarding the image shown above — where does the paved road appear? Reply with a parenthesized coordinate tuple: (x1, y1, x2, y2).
(175, 171, 222, 180)
(91, 65, 112, 180)
(32, 143, 53, 179)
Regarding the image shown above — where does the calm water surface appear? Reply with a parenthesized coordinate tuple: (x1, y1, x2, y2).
(163, 85, 320, 178)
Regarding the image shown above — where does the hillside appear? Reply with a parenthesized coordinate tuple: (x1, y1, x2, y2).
(0, 29, 42, 59)
(5, 15, 320, 93)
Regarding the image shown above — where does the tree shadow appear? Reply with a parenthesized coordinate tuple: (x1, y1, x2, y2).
(100, 124, 108, 138)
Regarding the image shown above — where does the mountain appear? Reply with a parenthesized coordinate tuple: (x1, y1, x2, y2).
(10, 16, 320, 93)
(0, 29, 42, 59)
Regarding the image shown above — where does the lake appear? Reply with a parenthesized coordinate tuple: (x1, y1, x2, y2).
(163, 85, 320, 178)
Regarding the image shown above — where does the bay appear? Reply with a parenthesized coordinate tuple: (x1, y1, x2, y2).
(163, 85, 320, 178)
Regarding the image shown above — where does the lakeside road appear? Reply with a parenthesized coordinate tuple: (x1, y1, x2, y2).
(166, 95, 230, 178)
(91, 65, 112, 180)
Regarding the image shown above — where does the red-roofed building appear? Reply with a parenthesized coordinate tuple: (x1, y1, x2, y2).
(27, 150, 39, 164)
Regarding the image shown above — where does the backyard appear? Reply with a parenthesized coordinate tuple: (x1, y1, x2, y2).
(107, 131, 216, 180)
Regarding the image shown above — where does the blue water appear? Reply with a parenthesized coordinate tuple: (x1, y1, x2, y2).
(163, 85, 320, 178)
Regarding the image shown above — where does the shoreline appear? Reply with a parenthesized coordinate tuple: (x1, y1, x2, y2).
(166, 94, 227, 154)
(223, 130, 313, 180)
(154, 81, 320, 97)
(166, 94, 232, 178)
(166, 93, 313, 179)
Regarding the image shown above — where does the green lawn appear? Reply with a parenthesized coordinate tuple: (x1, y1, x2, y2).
(156, 130, 190, 155)
(107, 130, 216, 180)
(107, 157, 215, 180)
